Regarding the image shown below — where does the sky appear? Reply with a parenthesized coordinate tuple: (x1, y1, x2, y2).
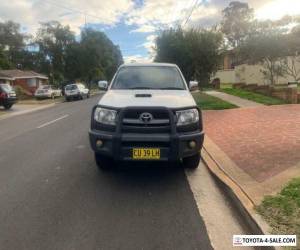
(1, 0, 300, 63)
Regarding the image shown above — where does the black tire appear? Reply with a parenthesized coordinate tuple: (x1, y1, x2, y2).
(3, 103, 13, 110)
(95, 153, 112, 171)
(182, 153, 201, 169)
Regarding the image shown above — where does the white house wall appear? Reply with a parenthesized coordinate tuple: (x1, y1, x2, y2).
(213, 56, 300, 85)
(212, 69, 236, 84)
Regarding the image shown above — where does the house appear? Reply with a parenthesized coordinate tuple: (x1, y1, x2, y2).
(214, 52, 300, 86)
(219, 50, 241, 70)
(0, 70, 48, 96)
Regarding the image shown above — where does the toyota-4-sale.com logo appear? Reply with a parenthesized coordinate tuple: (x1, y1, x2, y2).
(233, 235, 297, 247)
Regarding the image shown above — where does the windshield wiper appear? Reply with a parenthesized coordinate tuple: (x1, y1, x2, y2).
(159, 87, 184, 90)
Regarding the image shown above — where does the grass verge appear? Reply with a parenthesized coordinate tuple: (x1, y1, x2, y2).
(256, 178, 300, 249)
(17, 96, 64, 105)
(192, 91, 238, 110)
(220, 88, 286, 105)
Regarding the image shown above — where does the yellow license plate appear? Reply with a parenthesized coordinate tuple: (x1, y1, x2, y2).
(132, 148, 160, 160)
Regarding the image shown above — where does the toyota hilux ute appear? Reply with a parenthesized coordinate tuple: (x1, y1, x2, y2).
(89, 63, 204, 170)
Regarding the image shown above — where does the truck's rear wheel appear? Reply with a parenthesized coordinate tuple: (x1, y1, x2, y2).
(94, 153, 112, 171)
(182, 153, 201, 169)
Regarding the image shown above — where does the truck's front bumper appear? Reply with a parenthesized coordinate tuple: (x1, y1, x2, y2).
(89, 129, 204, 161)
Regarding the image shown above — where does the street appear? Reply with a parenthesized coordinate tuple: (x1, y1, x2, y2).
(0, 96, 212, 250)
(0, 95, 251, 250)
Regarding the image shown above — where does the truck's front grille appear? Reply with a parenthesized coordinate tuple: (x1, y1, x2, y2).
(123, 109, 170, 119)
(121, 108, 173, 133)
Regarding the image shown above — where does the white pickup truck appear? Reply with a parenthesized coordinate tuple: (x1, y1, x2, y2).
(89, 63, 204, 170)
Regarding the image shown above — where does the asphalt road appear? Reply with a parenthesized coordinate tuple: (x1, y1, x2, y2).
(0, 95, 213, 250)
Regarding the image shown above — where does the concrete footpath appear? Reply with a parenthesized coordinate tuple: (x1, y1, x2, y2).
(201, 101, 300, 240)
(204, 90, 264, 108)
(0, 104, 56, 120)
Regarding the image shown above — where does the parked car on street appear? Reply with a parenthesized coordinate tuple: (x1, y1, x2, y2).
(64, 83, 90, 101)
(34, 85, 62, 99)
(89, 63, 203, 170)
(0, 83, 17, 110)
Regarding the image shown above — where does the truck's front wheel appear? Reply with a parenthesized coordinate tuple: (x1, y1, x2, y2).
(182, 153, 201, 169)
(94, 153, 112, 171)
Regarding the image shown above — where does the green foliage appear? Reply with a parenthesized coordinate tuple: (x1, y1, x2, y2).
(155, 28, 223, 85)
(280, 178, 300, 207)
(220, 88, 286, 105)
(64, 28, 123, 87)
(14, 85, 29, 100)
(192, 92, 237, 110)
(239, 33, 288, 85)
(0, 21, 26, 69)
(0, 49, 11, 69)
(36, 21, 76, 85)
(0, 21, 25, 50)
(256, 178, 300, 241)
(0, 20, 123, 89)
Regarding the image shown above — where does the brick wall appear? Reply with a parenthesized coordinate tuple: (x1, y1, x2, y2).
(233, 83, 299, 103)
(12, 78, 38, 96)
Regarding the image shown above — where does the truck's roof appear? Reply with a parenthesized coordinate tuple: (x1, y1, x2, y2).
(121, 62, 177, 67)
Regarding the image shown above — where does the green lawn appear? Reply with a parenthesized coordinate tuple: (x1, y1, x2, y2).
(220, 83, 233, 89)
(220, 88, 286, 105)
(192, 92, 237, 110)
(256, 178, 300, 246)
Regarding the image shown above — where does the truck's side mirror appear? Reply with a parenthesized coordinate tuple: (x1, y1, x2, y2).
(189, 81, 198, 91)
(98, 80, 108, 90)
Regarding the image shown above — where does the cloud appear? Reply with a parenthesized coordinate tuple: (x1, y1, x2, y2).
(0, 0, 134, 34)
(126, 0, 196, 29)
(1, 0, 299, 63)
(123, 54, 152, 63)
(130, 24, 156, 33)
(143, 34, 156, 50)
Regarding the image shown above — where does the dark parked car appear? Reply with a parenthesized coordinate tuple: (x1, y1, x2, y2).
(0, 83, 17, 110)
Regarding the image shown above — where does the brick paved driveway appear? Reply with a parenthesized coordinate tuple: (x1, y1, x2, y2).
(203, 105, 300, 182)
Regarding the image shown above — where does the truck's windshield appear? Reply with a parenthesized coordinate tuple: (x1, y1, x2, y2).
(111, 66, 186, 90)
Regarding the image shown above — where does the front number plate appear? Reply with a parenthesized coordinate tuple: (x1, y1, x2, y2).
(132, 148, 160, 160)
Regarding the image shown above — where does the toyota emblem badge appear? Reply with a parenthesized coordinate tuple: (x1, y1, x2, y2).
(139, 112, 153, 123)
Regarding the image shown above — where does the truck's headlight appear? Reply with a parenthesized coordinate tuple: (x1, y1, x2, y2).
(176, 108, 199, 126)
(94, 107, 117, 125)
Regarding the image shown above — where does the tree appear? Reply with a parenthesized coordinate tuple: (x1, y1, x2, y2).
(0, 49, 11, 69)
(221, 1, 254, 48)
(279, 25, 300, 82)
(78, 28, 123, 86)
(155, 28, 222, 85)
(0, 21, 26, 68)
(36, 21, 75, 85)
(239, 33, 287, 85)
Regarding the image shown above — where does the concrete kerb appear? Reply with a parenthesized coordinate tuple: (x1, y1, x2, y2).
(0, 103, 56, 121)
(201, 144, 281, 250)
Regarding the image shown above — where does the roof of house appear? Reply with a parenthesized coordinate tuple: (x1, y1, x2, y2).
(0, 70, 48, 80)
